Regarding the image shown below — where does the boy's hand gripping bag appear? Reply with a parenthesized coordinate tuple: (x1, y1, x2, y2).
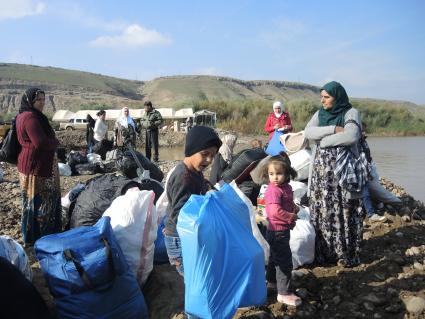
(34, 216, 148, 319)
(177, 183, 266, 319)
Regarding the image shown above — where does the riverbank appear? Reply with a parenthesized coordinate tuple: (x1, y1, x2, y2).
(0, 130, 424, 318)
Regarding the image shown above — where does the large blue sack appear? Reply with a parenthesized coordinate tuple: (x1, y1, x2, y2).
(265, 130, 286, 156)
(35, 216, 148, 319)
(177, 183, 266, 319)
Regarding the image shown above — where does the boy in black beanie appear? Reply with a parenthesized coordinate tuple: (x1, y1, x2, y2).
(164, 126, 222, 276)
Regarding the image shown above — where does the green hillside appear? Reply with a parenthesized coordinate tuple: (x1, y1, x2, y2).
(1, 63, 424, 135)
(0, 63, 143, 99)
(142, 75, 319, 106)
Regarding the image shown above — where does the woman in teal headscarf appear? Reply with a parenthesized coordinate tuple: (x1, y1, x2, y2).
(305, 81, 365, 267)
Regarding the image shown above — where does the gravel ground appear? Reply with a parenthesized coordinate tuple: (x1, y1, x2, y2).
(1, 129, 424, 318)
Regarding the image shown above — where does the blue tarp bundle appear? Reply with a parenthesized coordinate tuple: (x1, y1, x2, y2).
(177, 183, 266, 319)
(35, 217, 148, 319)
(265, 130, 286, 156)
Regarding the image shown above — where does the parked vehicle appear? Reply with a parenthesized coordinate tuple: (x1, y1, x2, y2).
(59, 118, 88, 131)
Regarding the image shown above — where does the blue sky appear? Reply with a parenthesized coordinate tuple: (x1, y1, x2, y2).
(1, 0, 424, 104)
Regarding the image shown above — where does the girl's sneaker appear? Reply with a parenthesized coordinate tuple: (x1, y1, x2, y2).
(277, 293, 302, 306)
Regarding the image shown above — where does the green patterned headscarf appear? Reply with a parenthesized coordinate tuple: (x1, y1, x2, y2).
(318, 81, 352, 127)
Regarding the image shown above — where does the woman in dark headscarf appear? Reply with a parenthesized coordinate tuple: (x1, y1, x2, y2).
(15, 88, 62, 245)
(86, 114, 96, 153)
(305, 81, 365, 267)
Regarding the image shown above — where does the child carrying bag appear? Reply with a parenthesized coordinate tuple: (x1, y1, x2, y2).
(35, 216, 148, 319)
(177, 183, 266, 319)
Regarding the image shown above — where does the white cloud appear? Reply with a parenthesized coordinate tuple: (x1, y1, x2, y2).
(195, 67, 221, 76)
(0, 0, 45, 21)
(49, 2, 125, 31)
(89, 24, 172, 48)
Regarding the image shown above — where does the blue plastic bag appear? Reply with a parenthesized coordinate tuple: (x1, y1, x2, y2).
(177, 183, 266, 319)
(35, 217, 148, 319)
(154, 216, 169, 264)
(265, 130, 286, 156)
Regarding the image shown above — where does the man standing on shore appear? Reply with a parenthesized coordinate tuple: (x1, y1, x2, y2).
(141, 101, 163, 162)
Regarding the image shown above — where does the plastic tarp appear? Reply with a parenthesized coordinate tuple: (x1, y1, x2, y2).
(228, 181, 270, 264)
(103, 188, 158, 286)
(70, 174, 140, 228)
(153, 217, 169, 264)
(115, 149, 164, 182)
(289, 181, 308, 205)
(177, 183, 266, 319)
(153, 166, 177, 265)
(0, 235, 32, 281)
(58, 163, 72, 176)
(265, 130, 285, 156)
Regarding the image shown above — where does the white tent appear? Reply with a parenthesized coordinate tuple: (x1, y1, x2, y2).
(156, 108, 174, 119)
(53, 107, 195, 122)
(175, 108, 194, 119)
(194, 109, 216, 127)
(52, 110, 76, 122)
(74, 110, 99, 120)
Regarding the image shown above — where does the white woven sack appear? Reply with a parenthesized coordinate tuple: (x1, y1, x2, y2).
(290, 207, 315, 269)
(103, 188, 158, 286)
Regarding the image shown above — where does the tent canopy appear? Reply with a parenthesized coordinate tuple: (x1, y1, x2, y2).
(52, 110, 76, 122)
(193, 109, 216, 127)
(52, 107, 195, 122)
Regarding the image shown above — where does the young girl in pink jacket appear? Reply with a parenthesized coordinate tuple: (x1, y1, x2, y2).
(262, 152, 301, 306)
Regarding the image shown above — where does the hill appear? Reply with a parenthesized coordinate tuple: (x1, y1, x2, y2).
(0, 63, 319, 115)
(1, 63, 424, 135)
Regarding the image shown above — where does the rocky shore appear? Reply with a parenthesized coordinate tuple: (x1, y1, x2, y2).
(0, 130, 424, 318)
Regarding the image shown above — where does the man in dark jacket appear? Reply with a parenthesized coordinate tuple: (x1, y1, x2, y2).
(141, 101, 163, 162)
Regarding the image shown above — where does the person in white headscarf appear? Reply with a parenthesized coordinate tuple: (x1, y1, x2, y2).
(114, 107, 138, 147)
(117, 107, 136, 129)
(209, 134, 237, 185)
(264, 101, 293, 141)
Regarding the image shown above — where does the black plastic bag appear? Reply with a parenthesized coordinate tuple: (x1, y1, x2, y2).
(0, 118, 21, 165)
(66, 151, 88, 175)
(92, 139, 114, 160)
(75, 162, 104, 175)
(115, 149, 164, 182)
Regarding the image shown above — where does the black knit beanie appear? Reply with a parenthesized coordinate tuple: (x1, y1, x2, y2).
(185, 126, 222, 157)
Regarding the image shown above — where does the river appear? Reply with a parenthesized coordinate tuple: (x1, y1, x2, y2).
(158, 136, 425, 203)
(366, 136, 425, 203)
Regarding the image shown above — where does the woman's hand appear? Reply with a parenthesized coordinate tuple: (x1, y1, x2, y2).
(293, 204, 300, 214)
(335, 126, 344, 133)
(274, 123, 280, 130)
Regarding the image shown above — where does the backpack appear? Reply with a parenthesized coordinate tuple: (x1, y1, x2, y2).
(0, 118, 21, 164)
